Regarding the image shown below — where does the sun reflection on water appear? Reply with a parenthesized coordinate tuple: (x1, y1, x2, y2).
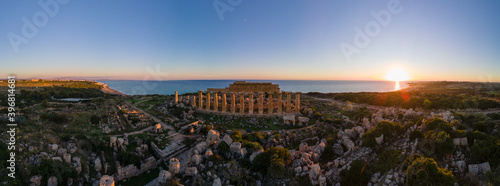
(395, 81, 400, 91)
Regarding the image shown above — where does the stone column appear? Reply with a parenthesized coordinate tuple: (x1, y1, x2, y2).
(248, 93, 254, 114)
(231, 92, 236, 113)
(239, 92, 245, 114)
(192, 95, 196, 107)
(214, 92, 218, 112)
(222, 93, 227, 112)
(268, 94, 273, 114)
(258, 92, 264, 114)
(198, 91, 203, 110)
(206, 92, 211, 111)
(277, 92, 282, 114)
(175, 91, 178, 104)
(295, 92, 301, 112)
(286, 92, 291, 113)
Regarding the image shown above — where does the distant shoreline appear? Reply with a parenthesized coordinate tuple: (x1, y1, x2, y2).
(100, 85, 127, 96)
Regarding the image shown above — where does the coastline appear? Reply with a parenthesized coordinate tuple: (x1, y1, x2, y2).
(101, 85, 128, 96)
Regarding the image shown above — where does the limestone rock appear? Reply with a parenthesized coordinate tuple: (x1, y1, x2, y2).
(94, 158, 102, 172)
(319, 175, 327, 186)
(299, 142, 308, 152)
(375, 134, 384, 145)
(110, 137, 117, 147)
(157, 170, 171, 185)
(213, 178, 222, 186)
(250, 149, 263, 162)
(453, 138, 461, 146)
(309, 164, 321, 184)
(206, 130, 220, 145)
(185, 167, 198, 176)
(479, 162, 491, 174)
(344, 129, 357, 139)
(205, 149, 213, 158)
(342, 139, 355, 151)
(295, 166, 303, 173)
(222, 134, 233, 145)
(30, 175, 42, 186)
(47, 176, 57, 186)
(169, 158, 180, 175)
(460, 137, 468, 146)
(455, 161, 466, 173)
(298, 117, 310, 125)
(99, 175, 114, 186)
(332, 143, 344, 156)
(283, 114, 295, 125)
(192, 154, 201, 165)
(469, 164, 479, 175)
(230, 142, 242, 153)
(63, 153, 71, 163)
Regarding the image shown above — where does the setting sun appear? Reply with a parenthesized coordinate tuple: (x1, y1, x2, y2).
(385, 68, 410, 81)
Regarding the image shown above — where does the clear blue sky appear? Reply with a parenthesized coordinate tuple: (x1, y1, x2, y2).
(1, 0, 499, 81)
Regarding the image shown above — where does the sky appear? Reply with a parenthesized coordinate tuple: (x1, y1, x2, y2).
(0, 0, 499, 82)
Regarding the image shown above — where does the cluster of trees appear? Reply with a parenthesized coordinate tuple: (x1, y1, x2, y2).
(334, 91, 500, 110)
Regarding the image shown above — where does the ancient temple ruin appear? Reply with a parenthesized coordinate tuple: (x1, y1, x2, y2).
(175, 81, 301, 115)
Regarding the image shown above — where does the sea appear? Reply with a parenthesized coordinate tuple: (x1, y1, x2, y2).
(99, 80, 410, 96)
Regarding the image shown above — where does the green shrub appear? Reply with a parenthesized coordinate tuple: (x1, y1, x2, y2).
(466, 130, 487, 146)
(470, 137, 500, 168)
(450, 130, 466, 138)
(472, 121, 488, 133)
(405, 154, 454, 186)
(409, 130, 423, 140)
(425, 117, 453, 134)
(372, 150, 403, 173)
(487, 113, 500, 120)
(244, 132, 267, 143)
(404, 121, 415, 130)
(424, 130, 455, 156)
(217, 141, 230, 154)
(231, 131, 242, 142)
(362, 121, 403, 147)
(340, 160, 370, 186)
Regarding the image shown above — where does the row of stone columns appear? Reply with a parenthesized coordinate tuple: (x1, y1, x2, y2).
(191, 91, 300, 114)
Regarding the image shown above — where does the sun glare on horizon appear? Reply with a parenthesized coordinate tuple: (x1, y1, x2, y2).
(385, 68, 410, 81)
